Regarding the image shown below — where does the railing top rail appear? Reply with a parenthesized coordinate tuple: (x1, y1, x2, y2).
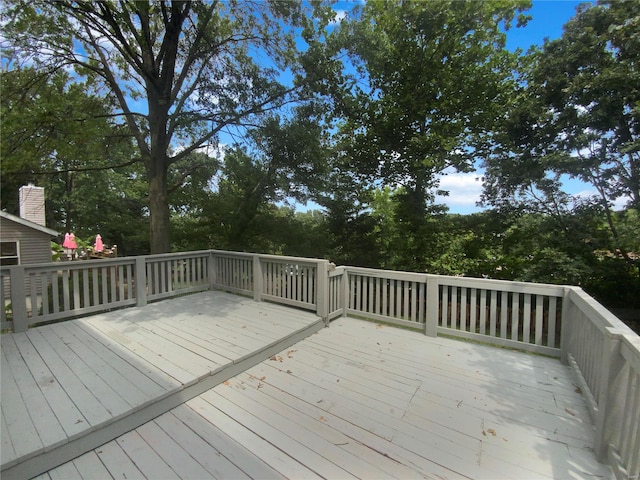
(342, 265, 428, 282)
(568, 287, 636, 335)
(209, 250, 329, 266)
(145, 250, 212, 261)
(430, 274, 567, 296)
(10, 257, 137, 272)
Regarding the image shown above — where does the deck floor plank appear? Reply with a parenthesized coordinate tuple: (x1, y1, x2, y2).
(94, 438, 146, 480)
(0, 347, 44, 460)
(52, 322, 165, 408)
(36, 326, 132, 418)
(2, 292, 615, 480)
(153, 412, 252, 479)
(25, 328, 112, 427)
(10, 333, 88, 440)
(171, 404, 287, 480)
(1, 335, 67, 453)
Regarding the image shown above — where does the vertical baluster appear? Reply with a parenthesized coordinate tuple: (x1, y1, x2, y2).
(460, 287, 468, 332)
(102, 266, 109, 304)
(29, 272, 38, 318)
(42, 272, 51, 316)
(418, 281, 425, 325)
(469, 288, 477, 333)
(547, 297, 557, 347)
(389, 279, 396, 318)
(62, 269, 70, 312)
(479, 289, 487, 335)
(118, 264, 125, 301)
(489, 290, 497, 337)
(450, 286, 458, 330)
(535, 295, 544, 345)
(511, 293, 520, 341)
(52, 270, 60, 314)
(110, 265, 117, 303)
(410, 281, 417, 322)
(522, 293, 532, 343)
(500, 291, 508, 338)
(82, 268, 89, 308)
(441, 286, 449, 327)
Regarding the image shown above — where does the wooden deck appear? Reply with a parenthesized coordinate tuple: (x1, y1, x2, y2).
(17, 311, 613, 479)
(0, 291, 324, 479)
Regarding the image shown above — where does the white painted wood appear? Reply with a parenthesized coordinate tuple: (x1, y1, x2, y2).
(93, 437, 144, 479)
(188, 396, 323, 479)
(1, 347, 44, 460)
(115, 431, 179, 479)
(26, 329, 112, 428)
(68, 451, 113, 480)
(154, 412, 251, 479)
(1, 335, 67, 451)
(136, 420, 213, 478)
(172, 404, 286, 480)
(11, 333, 88, 440)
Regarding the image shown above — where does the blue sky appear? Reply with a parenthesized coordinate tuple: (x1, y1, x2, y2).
(435, 0, 589, 214)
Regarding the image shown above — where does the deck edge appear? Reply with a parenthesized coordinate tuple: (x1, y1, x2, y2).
(1, 318, 325, 480)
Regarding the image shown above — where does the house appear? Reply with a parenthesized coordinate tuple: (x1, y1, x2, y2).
(1, 185, 58, 297)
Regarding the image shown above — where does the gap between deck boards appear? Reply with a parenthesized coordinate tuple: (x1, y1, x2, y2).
(1, 318, 325, 480)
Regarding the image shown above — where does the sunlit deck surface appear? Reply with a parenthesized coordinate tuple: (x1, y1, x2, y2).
(2, 292, 613, 480)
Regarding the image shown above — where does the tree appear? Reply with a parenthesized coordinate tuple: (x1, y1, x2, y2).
(481, 0, 640, 303)
(3, 0, 329, 252)
(329, 0, 530, 267)
(0, 67, 148, 251)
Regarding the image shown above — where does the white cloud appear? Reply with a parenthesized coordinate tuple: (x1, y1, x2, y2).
(435, 171, 485, 213)
(330, 9, 348, 24)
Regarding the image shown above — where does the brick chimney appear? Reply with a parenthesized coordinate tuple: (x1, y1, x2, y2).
(19, 184, 46, 226)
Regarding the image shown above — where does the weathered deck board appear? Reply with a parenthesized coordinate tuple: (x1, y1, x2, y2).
(1, 291, 324, 479)
(41, 316, 612, 480)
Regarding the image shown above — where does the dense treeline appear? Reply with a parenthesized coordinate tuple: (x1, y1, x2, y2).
(1, 1, 638, 321)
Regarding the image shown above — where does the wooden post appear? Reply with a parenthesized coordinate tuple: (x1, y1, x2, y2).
(317, 260, 330, 326)
(425, 275, 438, 337)
(10, 266, 28, 333)
(593, 327, 625, 462)
(135, 256, 147, 307)
(252, 255, 263, 302)
(560, 287, 574, 365)
(208, 251, 217, 291)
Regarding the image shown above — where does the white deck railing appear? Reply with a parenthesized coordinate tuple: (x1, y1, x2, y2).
(1, 250, 638, 479)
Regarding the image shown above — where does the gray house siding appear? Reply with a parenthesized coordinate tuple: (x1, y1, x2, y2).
(1, 216, 55, 298)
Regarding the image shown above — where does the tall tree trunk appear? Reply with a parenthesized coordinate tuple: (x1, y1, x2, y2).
(147, 159, 170, 254)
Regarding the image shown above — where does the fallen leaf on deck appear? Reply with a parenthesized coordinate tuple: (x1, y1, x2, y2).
(487, 429, 496, 436)
(223, 380, 231, 386)
(575, 386, 583, 394)
(260, 376, 266, 381)
(320, 416, 327, 422)
(376, 324, 383, 329)
(269, 355, 277, 361)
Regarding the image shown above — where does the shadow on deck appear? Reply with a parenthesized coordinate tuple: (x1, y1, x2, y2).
(0, 291, 324, 479)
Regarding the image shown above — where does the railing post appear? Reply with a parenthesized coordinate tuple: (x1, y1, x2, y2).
(208, 251, 217, 290)
(317, 260, 330, 326)
(135, 256, 147, 307)
(560, 287, 574, 365)
(10, 266, 28, 333)
(425, 275, 438, 337)
(593, 328, 626, 462)
(252, 255, 263, 302)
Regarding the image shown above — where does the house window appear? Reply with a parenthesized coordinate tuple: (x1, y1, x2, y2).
(0, 241, 19, 266)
